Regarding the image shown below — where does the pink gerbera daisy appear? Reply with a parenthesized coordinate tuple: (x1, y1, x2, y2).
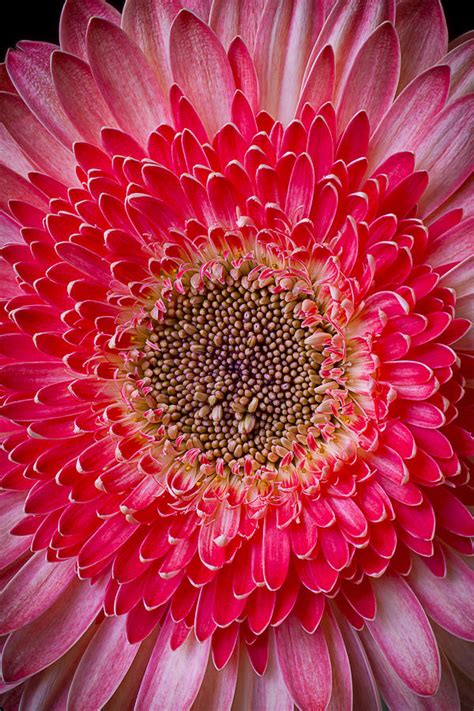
(0, 0, 473, 708)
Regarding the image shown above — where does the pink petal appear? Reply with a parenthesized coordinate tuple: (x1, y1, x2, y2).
(409, 551, 474, 641)
(254, 0, 325, 124)
(444, 38, 474, 102)
(192, 652, 238, 711)
(0, 553, 75, 634)
(323, 611, 352, 710)
(367, 574, 441, 695)
(427, 217, 474, 268)
(233, 635, 293, 710)
(67, 615, 139, 710)
(262, 507, 290, 591)
(337, 22, 400, 132)
(59, 0, 120, 60)
(135, 615, 210, 709)
(395, 0, 448, 90)
(170, 10, 235, 137)
(297, 45, 335, 117)
(368, 65, 450, 170)
(51, 50, 119, 145)
(362, 629, 459, 710)
(275, 614, 332, 710)
(336, 614, 382, 711)
(0, 164, 48, 211)
(6, 41, 81, 147)
(210, 0, 267, 51)
(2, 577, 105, 683)
(86, 18, 169, 146)
(121, 0, 180, 94)
(416, 95, 474, 216)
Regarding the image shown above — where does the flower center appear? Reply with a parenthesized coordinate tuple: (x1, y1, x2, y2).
(131, 257, 337, 471)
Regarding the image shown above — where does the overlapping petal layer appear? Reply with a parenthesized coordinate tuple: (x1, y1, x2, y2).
(0, 0, 473, 709)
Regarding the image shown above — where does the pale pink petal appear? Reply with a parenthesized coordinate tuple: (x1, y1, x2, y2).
(210, 0, 267, 50)
(275, 614, 332, 710)
(368, 65, 450, 170)
(59, 0, 120, 60)
(20, 631, 95, 711)
(2, 577, 106, 683)
(426, 217, 474, 268)
(86, 18, 170, 146)
(337, 615, 382, 710)
(416, 95, 474, 216)
(170, 10, 235, 136)
(121, 0, 181, 94)
(395, 0, 448, 90)
(337, 22, 400, 132)
(0, 91, 77, 184)
(0, 553, 75, 634)
(367, 574, 441, 695)
(5, 41, 81, 147)
(0, 164, 48, 211)
(362, 629, 460, 711)
(443, 39, 474, 101)
(51, 50, 119, 145)
(67, 616, 140, 710)
(254, 0, 325, 124)
(0, 123, 34, 177)
(296, 45, 335, 118)
(311, 0, 394, 102)
(192, 652, 238, 711)
(409, 551, 474, 641)
(323, 611, 352, 711)
(232, 635, 293, 711)
(135, 616, 210, 709)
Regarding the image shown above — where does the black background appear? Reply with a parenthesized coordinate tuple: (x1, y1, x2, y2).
(0, 1, 471, 58)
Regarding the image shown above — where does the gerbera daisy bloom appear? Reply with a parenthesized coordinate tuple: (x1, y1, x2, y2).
(0, 0, 473, 708)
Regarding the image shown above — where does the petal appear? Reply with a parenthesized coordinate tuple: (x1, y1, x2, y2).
(192, 652, 238, 711)
(275, 614, 332, 710)
(409, 551, 474, 641)
(416, 95, 474, 216)
(254, 0, 325, 124)
(86, 18, 169, 146)
(59, 0, 120, 60)
(368, 65, 450, 170)
(395, 0, 448, 90)
(337, 22, 400, 132)
(2, 577, 105, 683)
(6, 41, 81, 147)
(121, 0, 180, 94)
(170, 10, 235, 136)
(366, 574, 441, 695)
(67, 615, 139, 710)
(51, 50, 119, 145)
(0, 553, 75, 634)
(135, 615, 210, 709)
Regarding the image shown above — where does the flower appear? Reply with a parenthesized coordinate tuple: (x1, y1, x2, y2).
(0, 0, 473, 708)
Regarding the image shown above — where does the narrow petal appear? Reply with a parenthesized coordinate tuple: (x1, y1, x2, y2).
(86, 18, 169, 146)
(368, 65, 450, 170)
(170, 10, 235, 136)
(416, 95, 474, 216)
(275, 614, 332, 710)
(67, 616, 139, 710)
(395, 0, 448, 90)
(6, 41, 81, 147)
(59, 0, 120, 59)
(366, 574, 441, 695)
(409, 551, 474, 641)
(2, 577, 105, 683)
(135, 615, 210, 709)
(337, 22, 400, 132)
(51, 50, 119, 145)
